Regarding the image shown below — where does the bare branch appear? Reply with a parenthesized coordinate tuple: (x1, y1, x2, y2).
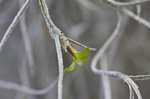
(39, 0, 64, 99)
(19, 0, 35, 75)
(129, 75, 150, 80)
(106, 0, 150, 7)
(105, 0, 150, 29)
(0, 0, 31, 52)
(54, 35, 64, 99)
(100, 56, 112, 99)
(68, 38, 96, 51)
(121, 8, 150, 29)
(0, 79, 57, 95)
(91, 12, 122, 71)
(39, 0, 61, 37)
(128, 83, 134, 99)
(91, 12, 142, 99)
(15, 59, 33, 99)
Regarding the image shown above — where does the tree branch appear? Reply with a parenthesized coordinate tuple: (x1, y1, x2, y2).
(120, 8, 150, 29)
(105, 0, 150, 29)
(39, 0, 64, 99)
(106, 0, 150, 7)
(100, 56, 112, 99)
(0, 79, 57, 95)
(91, 11, 142, 99)
(19, 0, 35, 75)
(0, 0, 31, 52)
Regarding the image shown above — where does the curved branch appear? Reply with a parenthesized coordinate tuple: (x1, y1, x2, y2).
(107, 0, 150, 7)
(91, 12, 142, 99)
(0, 79, 57, 95)
(91, 12, 122, 71)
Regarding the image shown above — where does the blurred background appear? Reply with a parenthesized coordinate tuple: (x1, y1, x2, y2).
(0, 0, 150, 99)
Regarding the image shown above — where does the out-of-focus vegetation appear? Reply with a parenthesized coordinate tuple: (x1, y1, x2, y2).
(0, 0, 150, 99)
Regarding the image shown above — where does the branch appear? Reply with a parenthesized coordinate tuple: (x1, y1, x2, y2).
(39, 0, 64, 99)
(91, 12, 142, 99)
(0, 79, 57, 95)
(130, 74, 150, 80)
(15, 59, 32, 99)
(120, 8, 150, 29)
(106, 0, 150, 7)
(100, 56, 112, 99)
(54, 35, 64, 99)
(19, 0, 35, 75)
(105, 0, 150, 29)
(0, 0, 31, 52)
(68, 38, 96, 51)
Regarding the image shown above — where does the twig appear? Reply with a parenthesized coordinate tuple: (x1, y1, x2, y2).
(106, 0, 150, 7)
(15, 58, 32, 99)
(127, 79, 135, 99)
(0, 79, 57, 95)
(91, 11, 142, 99)
(39, 0, 61, 37)
(54, 35, 64, 99)
(129, 74, 150, 80)
(104, 0, 150, 29)
(121, 8, 150, 29)
(92, 11, 121, 99)
(100, 55, 112, 99)
(39, 0, 64, 99)
(0, 0, 31, 52)
(68, 38, 96, 51)
(19, 0, 35, 75)
(78, 0, 150, 29)
(91, 12, 122, 70)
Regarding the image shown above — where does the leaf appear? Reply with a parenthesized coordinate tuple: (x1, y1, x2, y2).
(74, 48, 90, 67)
(82, 48, 90, 55)
(64, 60, 76, 72)
(64, 48, 90, 72)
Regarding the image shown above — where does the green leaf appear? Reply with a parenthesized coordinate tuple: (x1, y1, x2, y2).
(64, 60, 76, 72)
(75, 53, 88, 66)
(64, 48, 90, 72)
(74, 48, 90, 67)
(82, 48, 90, 55)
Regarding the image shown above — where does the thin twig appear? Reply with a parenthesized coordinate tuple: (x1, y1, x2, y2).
(68, 38, 96, 51)
(0, 79, 57, 95)
(121, 8, 150, 29)
(91, 11, 142, 99)
(100, 55, 112, 99)
(54, 35, 64, 99)
(39, 1, 64, 99)
(91, 12, 122, 71)
(106, 0, 150, 7)
(0, 0, 31, 52)
(104, 0, 150, 29)
(15, 58, 33, 99)
(129, 74, 150, 80)
(19, 0, 35, 75)
(127, 79, 134, 99)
